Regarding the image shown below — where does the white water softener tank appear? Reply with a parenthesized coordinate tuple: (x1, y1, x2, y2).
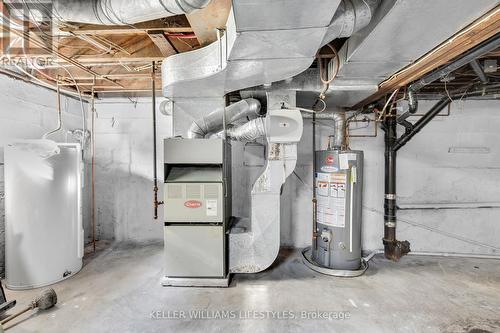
(4, 140, 84, 290)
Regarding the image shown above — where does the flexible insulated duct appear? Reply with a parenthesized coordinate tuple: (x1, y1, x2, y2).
(226, 118, 266, 142)
(187, 98, 261, 138)
(54, 0, 212, 25)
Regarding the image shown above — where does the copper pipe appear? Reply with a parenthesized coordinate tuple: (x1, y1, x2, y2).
(311, 112, 318, 250)
(152, 62, 163, 219)
(91, 79, 96, 252)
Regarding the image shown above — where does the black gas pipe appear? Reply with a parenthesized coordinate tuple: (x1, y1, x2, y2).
(380, 33, 500, 261)
(382, 85, 500, 261)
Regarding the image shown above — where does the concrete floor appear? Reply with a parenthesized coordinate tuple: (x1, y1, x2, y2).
(3, 242, 500, 333)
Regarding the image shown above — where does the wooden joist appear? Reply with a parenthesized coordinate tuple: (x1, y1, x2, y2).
(353, 5, 500, 109)
(186, 0, 231, 46)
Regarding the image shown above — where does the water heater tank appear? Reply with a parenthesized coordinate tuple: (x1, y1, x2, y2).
(4, 140, 84, 290)
(311, 149, 363, 270)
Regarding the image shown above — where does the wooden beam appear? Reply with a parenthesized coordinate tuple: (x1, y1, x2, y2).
(353, 5, 500, 109)
(60, 18, 193, 35)
(186, 0, 231, 46)
(67, 26, 193, 35)
(147, 31, 177, 56)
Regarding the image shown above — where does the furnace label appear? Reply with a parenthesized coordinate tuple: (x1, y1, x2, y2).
(206, 200, 218, 216)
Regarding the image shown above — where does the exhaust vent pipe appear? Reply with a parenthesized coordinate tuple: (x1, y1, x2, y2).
(54, 0, 212, 25)
(301, 111, 346, 149)
(187, 98, 261, 138)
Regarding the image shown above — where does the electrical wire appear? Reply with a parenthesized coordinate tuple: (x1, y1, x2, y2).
(377, 88, 399, 121)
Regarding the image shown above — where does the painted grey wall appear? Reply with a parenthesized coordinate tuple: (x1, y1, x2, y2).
(91, 96, 500, 256)
(0, 75, 90, 276)
(91, 97, 172, 242)
(279, 98, 500, 255)
(3, 74, 497, 279)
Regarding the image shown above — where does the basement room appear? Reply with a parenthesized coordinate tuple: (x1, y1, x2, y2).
(0, 0, 499, 332)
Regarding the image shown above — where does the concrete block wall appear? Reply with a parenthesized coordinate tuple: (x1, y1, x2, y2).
(91, 96, 500, 256)
(2, 71, 498, 278)
(91, 97, 172, 242)
(283, 98, 500, 254)
(0, 75, 89, 276)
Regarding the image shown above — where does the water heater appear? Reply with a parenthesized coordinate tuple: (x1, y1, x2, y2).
(311, 149, 363, 271)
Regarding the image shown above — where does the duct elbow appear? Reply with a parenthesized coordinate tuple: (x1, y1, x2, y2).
(186, 122, 205, 139)
(186, 98, 262, 139)
(350, 0, 381, 34)
(244, 98, 262, 117)
(176, 0, 213, 14)
(321, 0, 381, 46)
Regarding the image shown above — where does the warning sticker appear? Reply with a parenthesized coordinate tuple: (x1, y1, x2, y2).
(316, 173, 330, 197)
(316, 172, 347, 228)
(206, 199, 218, 216)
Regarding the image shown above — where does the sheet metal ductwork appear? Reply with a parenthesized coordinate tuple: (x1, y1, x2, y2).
(323, 0, 499, 107)
(302, 111, 346, 149)
(162, 0, 380, 99)
(229, 109, 303, 273)
(163, 1, 380, 275)
(187, 98, 261, 138)
(54, 0, 211, 24)
(321, 0, 380, 46)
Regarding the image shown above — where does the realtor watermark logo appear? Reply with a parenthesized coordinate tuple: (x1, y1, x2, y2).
(150, 309, 351, 321)
(0, 0, 55, 66)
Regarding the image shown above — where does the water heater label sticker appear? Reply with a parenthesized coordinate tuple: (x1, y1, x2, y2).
(206, 200, 217, 216)
(320, 166, 338, 172)
(337, 184, 346, 198)
(329, 173, 347, 183)
(330, 183, 338, 197)
(316, 173, 330, 196)
(346, 153, 357, 161)
(339, 154, 349, 170)
(316, 181, 329, 196)
(316, 173, 330, 181)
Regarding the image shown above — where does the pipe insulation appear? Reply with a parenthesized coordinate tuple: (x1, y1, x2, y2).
(187, 98, 261, 138)
(54, 0, 212, 25)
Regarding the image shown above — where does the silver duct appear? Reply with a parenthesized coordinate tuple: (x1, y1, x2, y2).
(321, 0, 381, 46)
(302, 111, 346, 149)
(163, 0, 381, 99)
(187, 98, 261, 139)
(331, 112, 346, 149)
(226, 118, 266, 142)
(54, 0, 212, 25)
